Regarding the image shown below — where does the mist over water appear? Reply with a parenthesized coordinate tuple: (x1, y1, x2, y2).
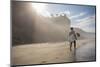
(12, 2, 95, 46)
(12, 2, 71, 45)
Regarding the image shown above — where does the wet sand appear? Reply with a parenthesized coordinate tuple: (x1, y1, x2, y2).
(76, 39, 96, 61)
(12, 39, 95, 65)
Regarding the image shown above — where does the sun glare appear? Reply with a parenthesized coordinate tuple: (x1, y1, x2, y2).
(32, 3, 47, 14)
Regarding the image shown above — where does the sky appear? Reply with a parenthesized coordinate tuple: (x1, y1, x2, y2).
(32, 2, 96, 33)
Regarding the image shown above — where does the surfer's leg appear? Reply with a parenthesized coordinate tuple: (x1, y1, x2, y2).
(74, 41, 76, 60)
(70, 42, 72, 51)
(74, 41, 76, 51)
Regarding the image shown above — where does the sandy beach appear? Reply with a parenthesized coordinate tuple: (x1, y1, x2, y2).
(12, 39, 95, 65)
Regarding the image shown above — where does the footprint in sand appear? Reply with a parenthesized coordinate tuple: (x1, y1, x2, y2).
(40, 61, 47, 64)
(55, 57, 59, 59)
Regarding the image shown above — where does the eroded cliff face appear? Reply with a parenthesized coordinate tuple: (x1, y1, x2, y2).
(12, 2, 71, 45)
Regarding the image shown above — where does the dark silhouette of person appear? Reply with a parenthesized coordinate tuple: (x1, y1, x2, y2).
(69, 27, 77, 51)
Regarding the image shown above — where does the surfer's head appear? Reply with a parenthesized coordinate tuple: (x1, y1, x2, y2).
(70, 27, 74, 30)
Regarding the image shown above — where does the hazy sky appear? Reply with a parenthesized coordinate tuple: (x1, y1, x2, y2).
(32, 2, 96, 33)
